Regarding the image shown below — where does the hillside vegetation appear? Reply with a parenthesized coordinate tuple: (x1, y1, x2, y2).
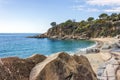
(29, 13, 120, 39)
(34, 13, 120, 39)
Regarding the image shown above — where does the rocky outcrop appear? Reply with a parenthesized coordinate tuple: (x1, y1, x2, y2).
(30, 52, 97, 80)
(27, 34, 47, 38)
(0, 54, 46, 80)
(0, 52, 97, 80)
(27, 25, 87, 40)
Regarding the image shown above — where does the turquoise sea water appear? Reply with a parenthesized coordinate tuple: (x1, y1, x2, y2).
(0, 33, 95, 58)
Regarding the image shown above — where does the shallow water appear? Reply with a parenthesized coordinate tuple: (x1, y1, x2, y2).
(0, 33, 95, 58)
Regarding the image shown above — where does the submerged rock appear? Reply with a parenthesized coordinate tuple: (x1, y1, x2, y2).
(30, 52, 97, 80)
(0, 54, 46, 80)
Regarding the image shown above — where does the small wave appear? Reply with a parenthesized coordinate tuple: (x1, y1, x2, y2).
(68, 41, 97, 55)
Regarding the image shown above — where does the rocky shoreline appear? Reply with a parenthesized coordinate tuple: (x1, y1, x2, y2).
(0, 52, 97, 80)
(27, 33, 89, 40)
(0, 36, 120, 80)
(85, 38, 120, 80)
(0, 54, 46, 80)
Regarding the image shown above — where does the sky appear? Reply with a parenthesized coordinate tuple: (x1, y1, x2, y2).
(0, 0, 120, 33)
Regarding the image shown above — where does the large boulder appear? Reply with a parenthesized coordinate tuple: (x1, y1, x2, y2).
(0, 54, 46, 80)
(30, 52, 97, 80)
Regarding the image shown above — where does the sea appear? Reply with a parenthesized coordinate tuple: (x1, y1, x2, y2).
(0, 33, 96, 58)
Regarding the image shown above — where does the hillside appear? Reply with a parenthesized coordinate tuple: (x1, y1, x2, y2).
(33, 13, 120, 39)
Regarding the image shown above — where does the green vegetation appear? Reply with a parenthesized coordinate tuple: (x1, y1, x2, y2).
(48, 13, 120, 38)
(87, 17, 94, 22)
(50, 22, 57, 27)
(99, 13, 108, 19)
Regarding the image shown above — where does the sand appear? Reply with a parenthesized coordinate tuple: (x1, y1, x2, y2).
(84, 37, 120, 73)
(91, 38, 118, 44)
(84, 53, 104, 72)
(84, 52, 112, 72)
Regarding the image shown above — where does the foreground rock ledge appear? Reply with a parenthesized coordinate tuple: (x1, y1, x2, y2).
(0, 52, 97, 80)
(0, 54, 46, 80)
(30, 52, 97, 80)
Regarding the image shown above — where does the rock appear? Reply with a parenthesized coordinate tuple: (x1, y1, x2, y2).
(115, 35, 120, 39)
(0, 54, 46, 80)
(30, 52, 97, 80)
(27, 33, 48, 38)
(0, 61, 12, 80)
(116, 65, 120, 80)
(26, 54, 46, 64)
(86, 48, 100, 53)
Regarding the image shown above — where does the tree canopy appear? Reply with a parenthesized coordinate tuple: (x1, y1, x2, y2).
(50, 22, 56, 27)
(99, 13, 108, 19)
(87, 17, 94, 22)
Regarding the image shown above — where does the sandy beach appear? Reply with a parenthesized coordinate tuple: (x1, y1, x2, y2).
(83, 37, 120, 79)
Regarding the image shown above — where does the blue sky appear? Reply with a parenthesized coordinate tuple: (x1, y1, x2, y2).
(0, 0, 120, 33)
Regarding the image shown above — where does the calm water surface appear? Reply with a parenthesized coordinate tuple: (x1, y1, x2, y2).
(0, 33, 95, 58)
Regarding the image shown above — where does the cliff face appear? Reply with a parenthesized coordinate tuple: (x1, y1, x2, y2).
(0, 54, 46, 80)
(46, 25, 81, 39)
(30, 52, 97, 80)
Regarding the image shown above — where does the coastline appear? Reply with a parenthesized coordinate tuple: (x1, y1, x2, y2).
(67, 38, 105, 72)
(0, 36, 119, 80)
(74, 38, 104, 72)
(83, 39, 104, 72)
(74, 39, 101, 55)
(83, 37, 120, 79)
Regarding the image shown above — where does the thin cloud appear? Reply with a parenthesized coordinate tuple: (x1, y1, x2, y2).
(73, 0, 120, 13)
(72, 5, 85, 11)
(104, 7, 120, 12)
(86, 0, 120, 6)
(87, 8, 100, 12)
(73, 5, 100, 12)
